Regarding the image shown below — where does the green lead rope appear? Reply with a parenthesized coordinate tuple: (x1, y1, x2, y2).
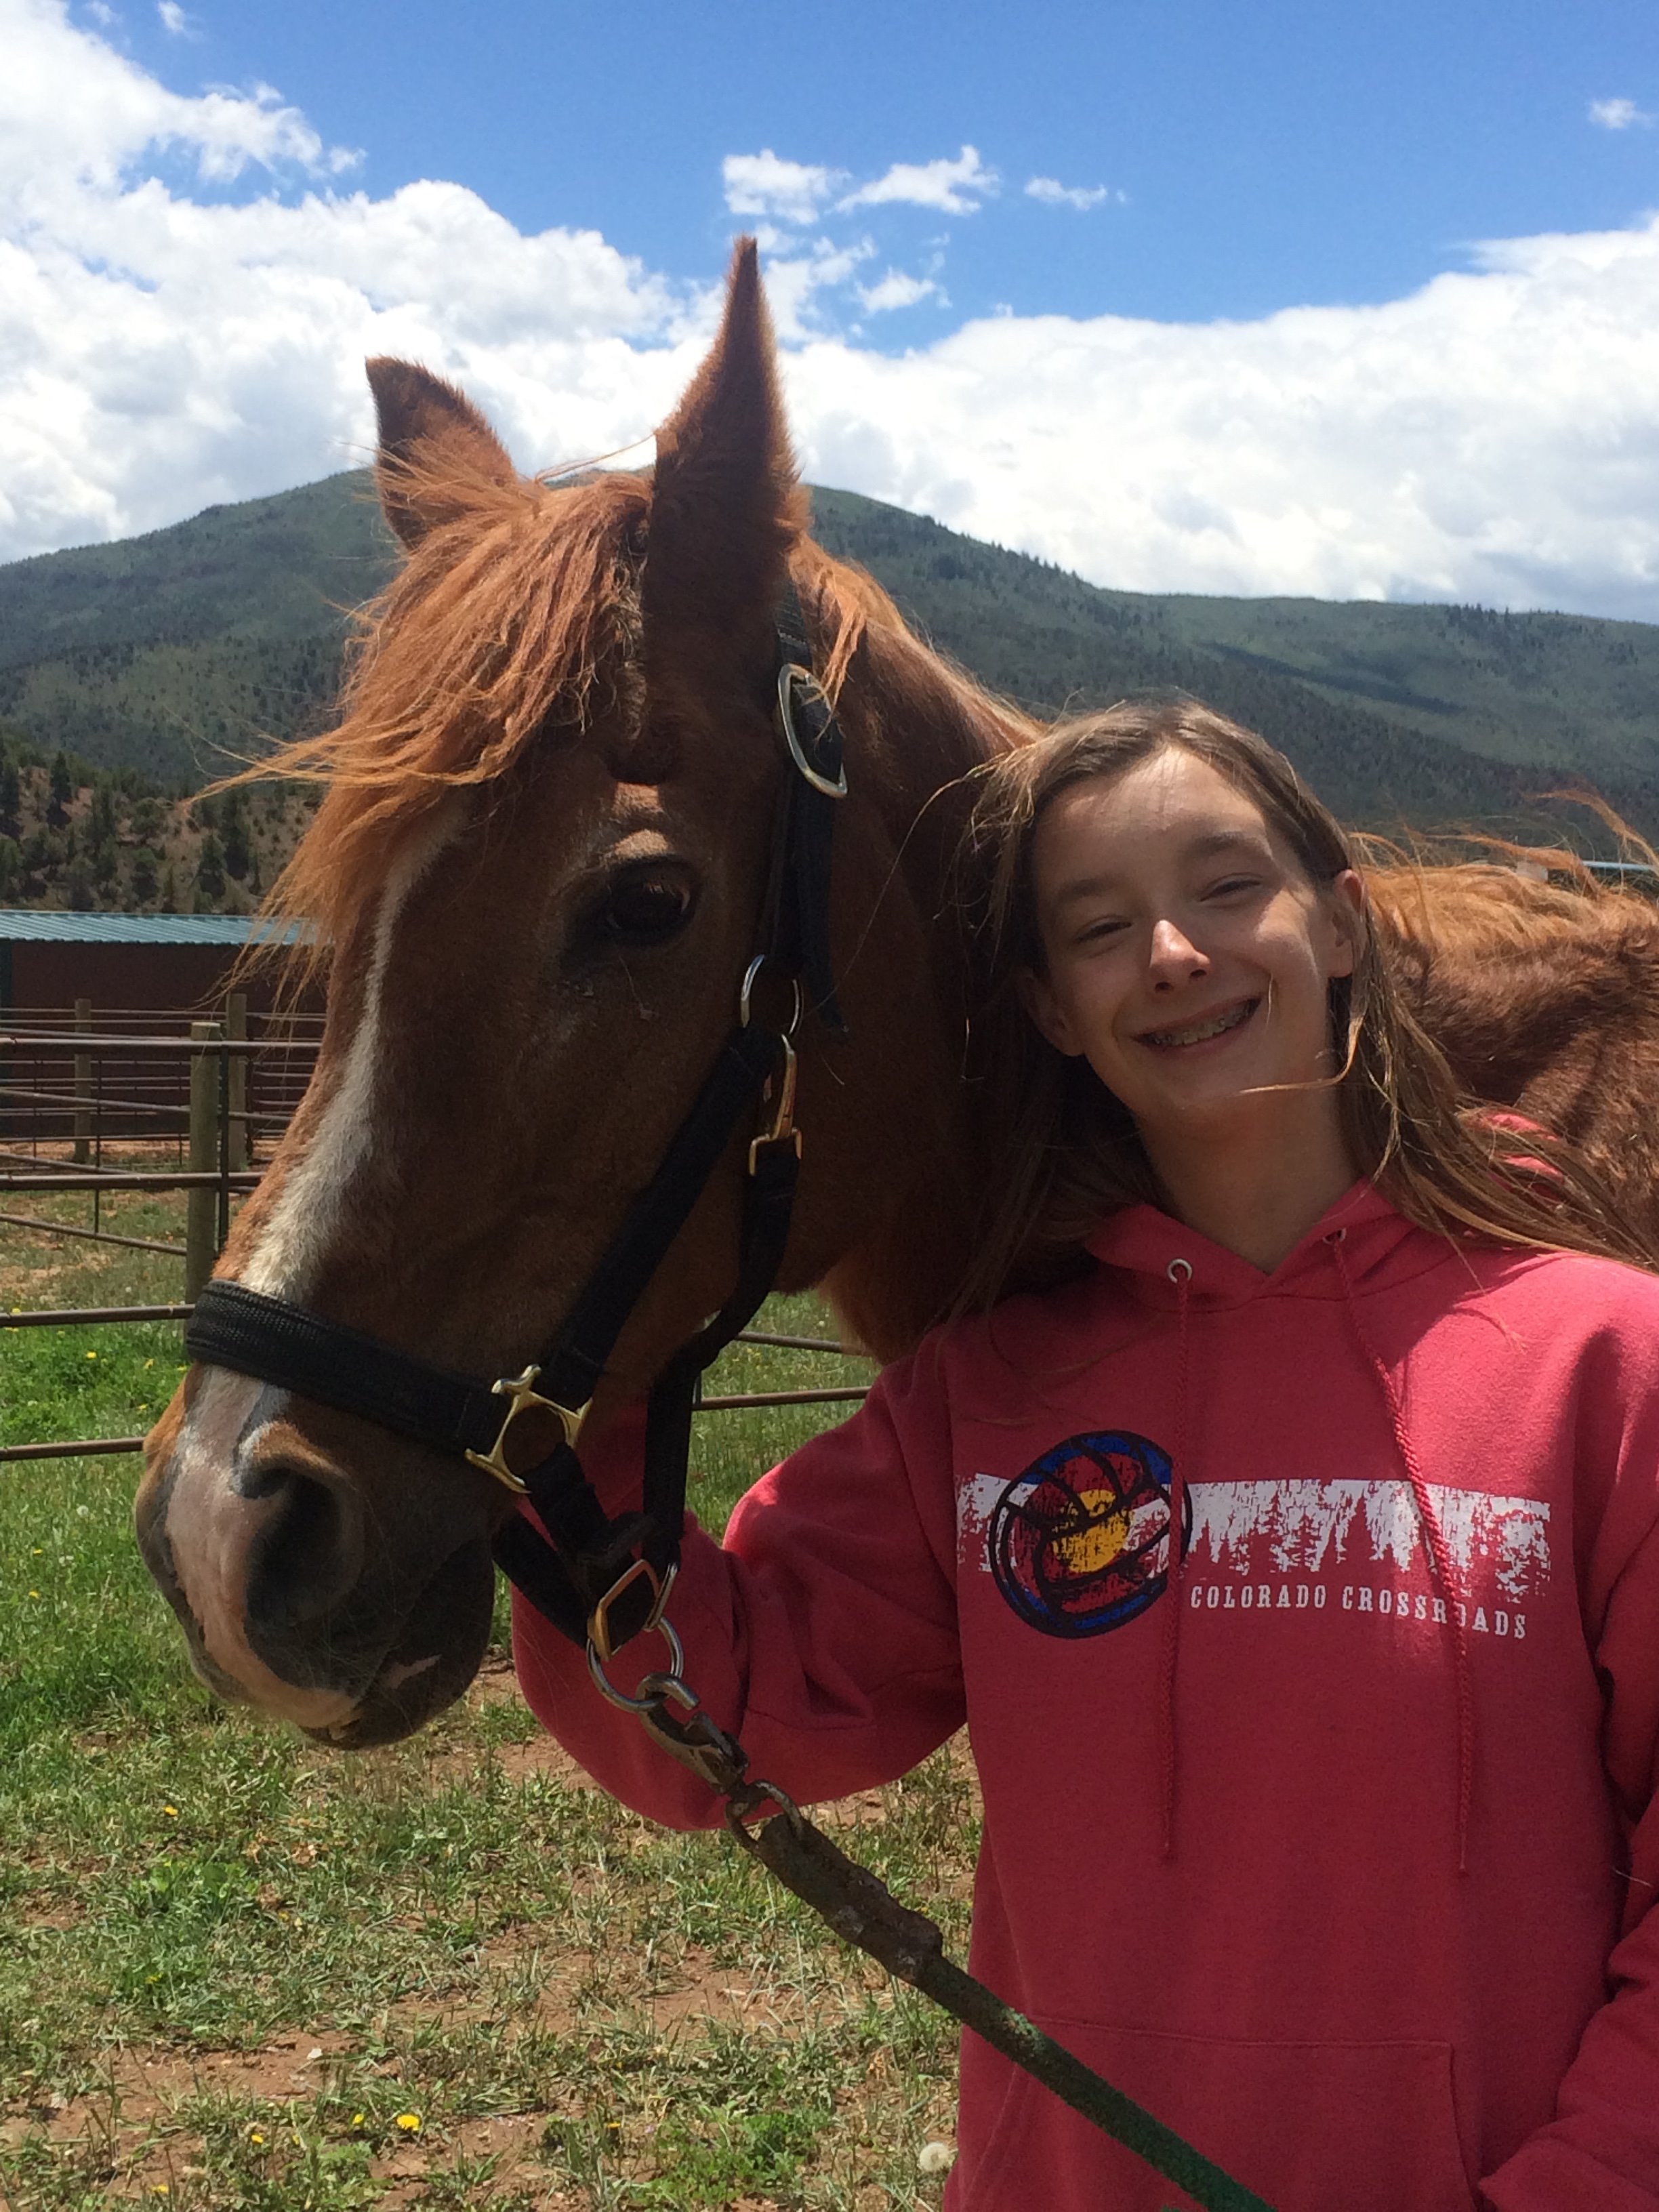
(734, 1797, 1277, 2212)
(619, 1671, 1277, 2211)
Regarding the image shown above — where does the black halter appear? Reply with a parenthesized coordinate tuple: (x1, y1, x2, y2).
(184, 590, 848, 1661)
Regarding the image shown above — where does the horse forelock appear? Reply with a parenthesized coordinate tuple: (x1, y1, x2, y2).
(253, 466, 652, 956)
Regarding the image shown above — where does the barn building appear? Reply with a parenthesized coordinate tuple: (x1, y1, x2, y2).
(0, 911, 319, 1149)
(0, 909, 308, 1021)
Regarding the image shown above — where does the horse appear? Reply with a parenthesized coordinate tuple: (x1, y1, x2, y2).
(135, 240, 1659, 1751)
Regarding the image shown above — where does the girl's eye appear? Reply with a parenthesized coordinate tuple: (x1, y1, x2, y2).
(603, 874, 695, 947)
(1206, 875, 1261, 900)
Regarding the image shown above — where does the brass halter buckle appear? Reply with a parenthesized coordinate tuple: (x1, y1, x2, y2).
(464, 1365, 590, 1494)
(749, 1035, 801, 1172)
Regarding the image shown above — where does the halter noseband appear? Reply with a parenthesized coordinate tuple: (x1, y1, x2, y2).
(184, 586, 848, 1662)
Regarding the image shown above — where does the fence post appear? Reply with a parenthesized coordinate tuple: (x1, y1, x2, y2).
(186, 1020, 222, 1301)
(73, 997, 92, 1164)
(225, 991, 248, 1172)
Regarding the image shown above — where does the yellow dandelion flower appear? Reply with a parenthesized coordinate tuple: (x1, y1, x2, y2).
(85, 1350, 96, 1359)
(394, 2112, 422, 2135)
(26, 1590, 39, 1599)
(162, 1805, 178, 1818)
(350, 2112, 365, 2128)
(247, 2127, 266, 2147)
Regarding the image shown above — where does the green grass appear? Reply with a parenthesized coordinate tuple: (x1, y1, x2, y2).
(0, 1193, 968, 2209)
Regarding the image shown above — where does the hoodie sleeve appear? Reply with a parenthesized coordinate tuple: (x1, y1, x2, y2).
(510, 1352, 966, 1830)
(1481, 1340, 1659, 2211)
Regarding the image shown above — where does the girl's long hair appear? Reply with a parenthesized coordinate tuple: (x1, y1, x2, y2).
(954, 699, 1658, 1309)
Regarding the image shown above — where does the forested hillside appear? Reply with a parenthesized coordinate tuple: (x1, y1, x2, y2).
(3, 469, 1658, 912)
(0, 729, 308, 914)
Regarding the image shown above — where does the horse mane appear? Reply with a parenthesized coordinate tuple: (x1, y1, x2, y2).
(239, 462, 649, 951)
(1368, 858, 1641, 958)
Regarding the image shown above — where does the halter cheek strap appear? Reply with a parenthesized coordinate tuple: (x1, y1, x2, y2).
(184, 583, 847, 1659)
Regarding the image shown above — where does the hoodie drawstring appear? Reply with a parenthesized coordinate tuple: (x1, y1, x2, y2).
(1159, 1256, 1193, 1861)
(1326, 1227, 1475, 1874)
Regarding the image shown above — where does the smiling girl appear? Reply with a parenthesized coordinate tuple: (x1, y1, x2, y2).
(515, 701, 1659, 2211)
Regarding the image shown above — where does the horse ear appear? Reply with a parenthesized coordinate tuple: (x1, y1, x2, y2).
(365, 358, 518, 551)
(645, 238, 804, 644)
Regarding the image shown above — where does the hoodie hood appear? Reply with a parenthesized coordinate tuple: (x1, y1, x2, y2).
(1085, 1179, 1447, 1307)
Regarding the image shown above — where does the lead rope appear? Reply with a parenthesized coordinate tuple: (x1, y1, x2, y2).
(1326, 1229, 1475, 1873)
(588, 1630, 1275, 2212)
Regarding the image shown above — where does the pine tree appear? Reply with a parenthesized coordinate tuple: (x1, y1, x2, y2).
(222, 790, 252, 880)
(195, 830, 226, 902)
(131, 846, 161, 905)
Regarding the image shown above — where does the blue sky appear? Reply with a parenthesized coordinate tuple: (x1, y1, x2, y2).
(6, 0, 1659, 615)
(114, 0, 1659, 326)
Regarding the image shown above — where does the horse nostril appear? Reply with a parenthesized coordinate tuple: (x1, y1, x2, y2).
(245, 1462, 367, 1629)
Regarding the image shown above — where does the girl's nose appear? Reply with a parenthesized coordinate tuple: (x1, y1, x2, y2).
(1147, 916, 1209, 988)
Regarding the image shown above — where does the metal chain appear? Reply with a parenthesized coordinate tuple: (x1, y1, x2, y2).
(586, 1627, 1276, 2212)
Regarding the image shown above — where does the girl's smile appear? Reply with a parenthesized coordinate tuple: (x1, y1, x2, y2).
(1134, 994, 1261, 1052)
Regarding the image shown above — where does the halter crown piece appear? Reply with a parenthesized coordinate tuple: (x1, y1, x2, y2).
(184, 582, 848, 1660)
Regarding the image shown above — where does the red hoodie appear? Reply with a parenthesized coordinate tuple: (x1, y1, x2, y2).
(513, 1184, 1659, 2211)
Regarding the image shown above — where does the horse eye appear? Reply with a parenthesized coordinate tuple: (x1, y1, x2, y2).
(605, 874, 694, 947)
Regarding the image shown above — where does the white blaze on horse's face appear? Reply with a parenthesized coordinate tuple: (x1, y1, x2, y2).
(241, 807, 460, 1304)
(150, 811, 463, 1733)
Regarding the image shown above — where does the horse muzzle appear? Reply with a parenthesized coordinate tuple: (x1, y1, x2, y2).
(138, 1377, 502, 1746)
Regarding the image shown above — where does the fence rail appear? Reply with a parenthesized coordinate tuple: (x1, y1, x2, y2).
(2, 1004, 869, 1465)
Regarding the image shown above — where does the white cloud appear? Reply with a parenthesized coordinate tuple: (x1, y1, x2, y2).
(754, 236, 876, 340)
(1025, 177, 1113, 211)
(721, 148, 844, 225)
(839, 145, 998, 215)
(157, 0, 188, 33)
(1589, 97, 1653, 130)
(0, 0, 687, 558)
(10, 1, 1659, 624)
(858, 268, 941, 314)
(779, 214, 1659, 618)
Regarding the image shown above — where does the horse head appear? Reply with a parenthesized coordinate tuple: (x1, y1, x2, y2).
(136, 241, 1027, 1747)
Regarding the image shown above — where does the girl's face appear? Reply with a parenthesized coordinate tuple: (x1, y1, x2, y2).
(1021, 748, 1364, 1149)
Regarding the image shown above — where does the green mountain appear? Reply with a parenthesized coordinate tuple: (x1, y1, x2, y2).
(0, 475, 387, 793)
(3, 471, 1658, 839)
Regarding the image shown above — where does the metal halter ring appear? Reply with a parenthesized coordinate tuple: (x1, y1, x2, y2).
(739, 954, 802, 1038)
(586, 1614, 688, 1713)
(777, 663, 849, 800)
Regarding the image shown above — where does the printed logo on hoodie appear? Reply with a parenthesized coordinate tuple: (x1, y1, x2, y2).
(984, 1429, 1189, 1638)
(962, 1465, 1551, 1645)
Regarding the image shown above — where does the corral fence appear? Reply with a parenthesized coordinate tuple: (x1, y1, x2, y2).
(1, 1005, 867, 1466)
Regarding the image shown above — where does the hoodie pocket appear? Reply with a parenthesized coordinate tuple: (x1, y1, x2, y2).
(958, 2020, 1477, 2212)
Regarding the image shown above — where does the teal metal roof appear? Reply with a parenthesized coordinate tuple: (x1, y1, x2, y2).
(0, 909, 307, 945)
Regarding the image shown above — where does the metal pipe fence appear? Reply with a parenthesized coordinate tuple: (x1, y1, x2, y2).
(1, 1006, 870, 1465)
